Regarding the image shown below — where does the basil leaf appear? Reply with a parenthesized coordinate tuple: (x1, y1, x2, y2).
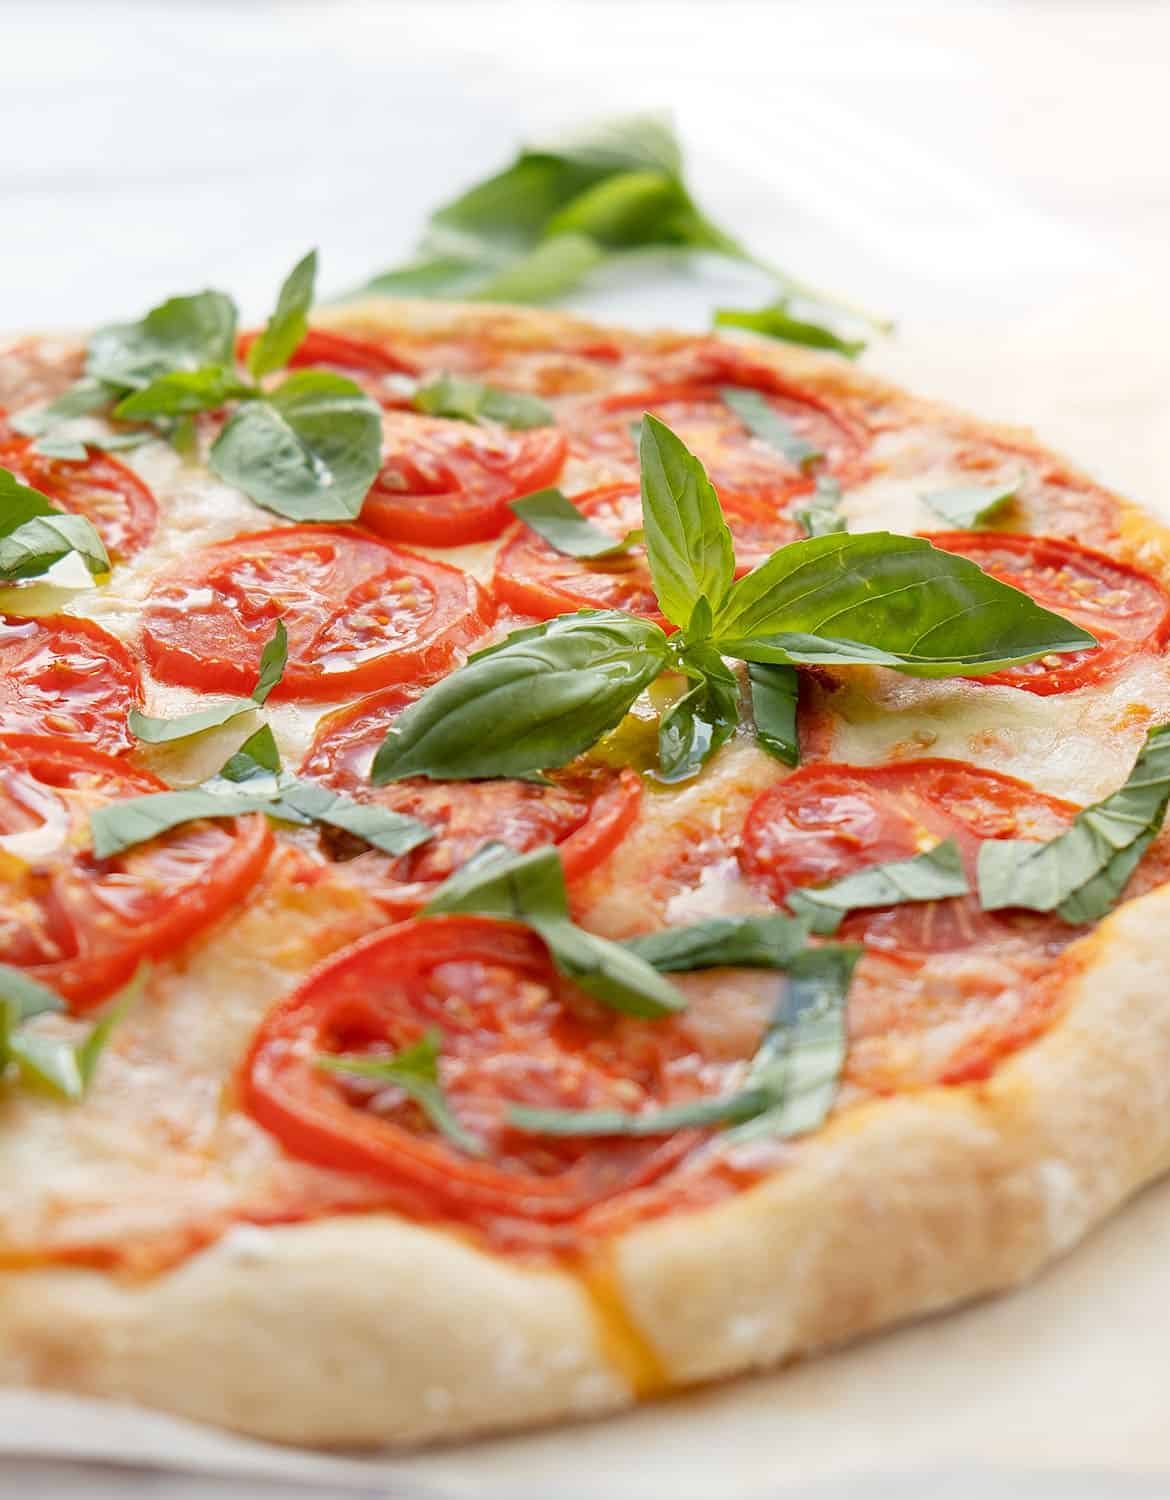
(424, 844, 686, 1019)
(977, 721, 1170, 924)
(129, 621, 286, 743)
(748, 661, 800, 766)
(0, 466, 58, 530)
(658, 649, 739, 782)
(467, 234, 604, 304)
(371, 610, 669, 783)
(317, 1028, 483, 1156)
(0, 965, 64, 1023)
(1, 965, 141, 1102)
(247, 249, 318, 379)
(528, 111, 684, 178)
(795, 476, 847, 538)
(209, 371, 382, 521)
(544, 170, 698, 247)
(639, 415, 734, 630)
(509, 487, 639, 559)
(113, 366, 252, 422)
(711, 531, 1096, 677)
(412, 375, 553, 431)
(714, 301, 865, 359)
(90, 786, 276, 858)
(218, 724, 284, 783)
(923, 480, 1018, 530)
(32, 436, 89, 460)
(786, 838, 970, 935)
(277, 781, 433, 858)
(721, 385, 821, 471)
(0, 512, 108, 582)
(622, 913, 810, 972)
(11, 377, 115, 435)
(88, 290, 237, 391)
(89, 430, 155, 453)
(508, 1092, 764, 1138)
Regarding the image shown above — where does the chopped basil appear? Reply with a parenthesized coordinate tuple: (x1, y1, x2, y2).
(795, 476, 847, 538)
(923, 479, 1019, 530)
(785, 838, 970, 934)
(639, 413, 735, 631)
(0, 467, 108, 582)
(90, 784, 280, 858)
(710, 530, 1096, 678)
(87, 290, 238, 391)
(714, 301, 866, 359)
(276, 781, 434, 858)
(317, 1028, 484, 1156)
(977, 721, 1170, 924)
(11, 377, 115, 436)
(31, 435, 89, 460)
(113, 366, 253, 422)
(412, 374, 553, 430)
(657, 646, 739, 782)
(209, 370, 382, 521)
(509, 487, 641, 558)
(370, 611, 669, 783)
(622, 912, 810, 971)
(129, 621, 287, 744)
(424, 844, 686, 1019)
(747, 661, 800, 766)
(720, 385, 821, 471)
(246, 250, 318, 380)
(1, 965, 142, 1102)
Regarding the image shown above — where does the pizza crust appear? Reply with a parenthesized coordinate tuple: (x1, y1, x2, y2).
(4, 298, 1170, 1447)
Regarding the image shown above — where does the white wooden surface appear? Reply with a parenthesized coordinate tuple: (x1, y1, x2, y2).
(1, 2, 1169, 1494)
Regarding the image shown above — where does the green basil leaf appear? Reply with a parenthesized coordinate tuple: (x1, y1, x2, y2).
(720, 385, 821, 471)
(0, 964, 65, 1024)
(31, 436, 89, 460)
(714, 301, 865, 359)
(218, 724, 284, 783)
(88, 290, 238, 391)
(0, 512, 109, 582)
(424, 844, 686, 1018)
(209, 371, 382, 521)
(89, 786, 276, 858)
(508, 1092, 765, 1138)
(371, 610, 669, 783)
(543, 170, 695, 247)
(89, 430, 155, 453)
(247, 250, 318, 379)
(129, 621, 286, 743)
(113, 366, 253, 422)
(747, 661, 800, 766)
(277, 781, 433, 858)
(786, 838, 969, 935)
(412, 375, 553, 431)
(10, 378, 115, 436)
(657, 649, 739, 782)
(252, 619, 288, 706)
(467, 234, 604, 304)
(0, 465, 58, 531)
(528, 111, 684, 178)
(923, 480, 1019, 530)
(622, 913, 810, 972)
(977, 721, 1170, 924)
(509, 487, 639, 558)
(639, 415, 735, 629)
(711, 531, 1096, 677)
(795, 476, 847, 538)
(2, 965, 141, 1101)
(317, 1028, 483, 1156)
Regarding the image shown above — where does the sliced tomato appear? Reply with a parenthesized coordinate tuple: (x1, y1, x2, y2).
(926, 532, 1170, 693)
(361, 410, 567, 546)
(492, 481, 793, 626)
(301, 685, 641, 914)
(142, 525, 494, 700)
(236, 327, 418, 382)
(0, 734, 272, 1009)
(243, 915, 701, 1233)
(739, 758, 1078, 956)
(0, 411, 158, 559)
(0, 614, 141, 754)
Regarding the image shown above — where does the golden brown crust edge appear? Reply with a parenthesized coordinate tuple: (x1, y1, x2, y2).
(3, 299, 1170, 1448)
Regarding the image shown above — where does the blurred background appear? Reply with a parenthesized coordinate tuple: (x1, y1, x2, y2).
(2, 0, 1167, 505)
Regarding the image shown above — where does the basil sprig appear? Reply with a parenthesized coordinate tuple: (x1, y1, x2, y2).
(785, 838, 970, 934)
(977, 722, 1170, 923)
(509, 942, 859, 1140)
(317, 1028, 484, 1157)
(354, 111, 877, 338)
(1, 964, 141, 1102)
(923, 479, 1018, 530)
(0, 466, 109, 583)
(413, 375, 553, 431)
(423, 844, 685, 1019)
(714, 300, 867, 359)
(509, 487, 642, 559)
(129, 620, 288, 744)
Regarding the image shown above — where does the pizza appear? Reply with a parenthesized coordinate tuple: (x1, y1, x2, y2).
(3, 288, 1170, 1451)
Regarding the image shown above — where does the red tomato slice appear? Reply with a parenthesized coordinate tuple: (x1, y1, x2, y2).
(492, 481, 792, 626)
(236, 327, 418, 382)
(926, 532, 1170, 693)
(0, 614, 141, 754)
(243, 915, 699, 1233)
(0, 411, 158, 559)
(0, 734, 272, 1009)
(300, 685, 641, 914)
(361, 410, 567, 547)
(142, 525, 494, 701)
(739, 758, 1077, 956)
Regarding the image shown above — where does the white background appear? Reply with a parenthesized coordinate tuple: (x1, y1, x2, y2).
(1, 2, 1169, 1495)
